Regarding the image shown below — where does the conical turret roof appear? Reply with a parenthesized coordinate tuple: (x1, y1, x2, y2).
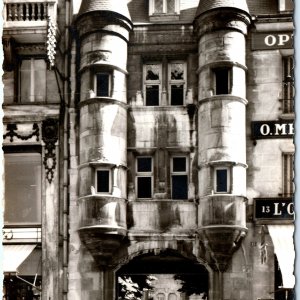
(196, 0, 249, 18)
(78, 0, 131, 21)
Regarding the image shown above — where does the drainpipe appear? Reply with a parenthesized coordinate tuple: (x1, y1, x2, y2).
(62, 0, 71, 299)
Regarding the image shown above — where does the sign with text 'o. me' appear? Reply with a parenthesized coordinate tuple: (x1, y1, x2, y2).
(251, 121, 294, 139)
(252, 32, 293, 50)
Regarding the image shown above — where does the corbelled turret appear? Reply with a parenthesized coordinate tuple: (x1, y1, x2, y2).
(194, 0, 251, 272)
(75, 0, 132, 267)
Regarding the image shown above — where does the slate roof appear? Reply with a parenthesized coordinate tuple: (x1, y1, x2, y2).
(196, 0, 250, 17)
(78, 0, 131, 21)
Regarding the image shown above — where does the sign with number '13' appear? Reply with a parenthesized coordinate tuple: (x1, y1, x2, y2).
(254, 198, 294, 222)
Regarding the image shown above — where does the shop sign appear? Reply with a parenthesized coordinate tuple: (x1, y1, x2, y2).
(251, 121, 294, 139)
(251, 32, 293, 50)
(254, 198, 294, 222)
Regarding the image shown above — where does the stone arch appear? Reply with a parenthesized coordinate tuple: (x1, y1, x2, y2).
(115, 245, 210, 300)
(113, 240, 211, 273)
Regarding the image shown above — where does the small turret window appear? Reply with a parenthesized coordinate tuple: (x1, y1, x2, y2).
(95, 73, 111, 97)
(96, 169, 112, 193)
(213, 67, 232, 95)
(214, 167, 230, 193)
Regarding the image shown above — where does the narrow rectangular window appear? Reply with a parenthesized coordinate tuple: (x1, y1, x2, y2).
(144, 64, 161, 106)
(136, 157, 153, 199)
(215, 167, 230, 193)
(171, 156, 188, 199)
(169, 62, 186, 106)
(282, 153, 294, 196)
(96, 73, 110, 97)
(214, 68, 231, 95)
(96, 169, 111, 193)
(282, 56, 294, 113)
(4, 153, 42, 225)
(20, 58, 46, 103)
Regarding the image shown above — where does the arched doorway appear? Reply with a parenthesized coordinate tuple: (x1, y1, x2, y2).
(116, 250, 209, 300)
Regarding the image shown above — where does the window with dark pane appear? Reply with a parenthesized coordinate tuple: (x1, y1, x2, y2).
(173, 157, 186, 172)
(96, 73, 110, 97)
(171, 85, 184, 105)
(137, 157, 152, 172)
(96, 170, 110, 193)
(145, 64, 160, 106)
(137, 177, 152, 198)
(214, 68, 231, 95)
(172, 175, 188, 199)
(216, 169, 228, 193)
(171, 157, 188, 200)
(136, 157, 153, 199)
(146, 85, 159, 106)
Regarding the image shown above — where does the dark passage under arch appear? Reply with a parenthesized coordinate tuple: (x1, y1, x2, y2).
(116, 250, 209, 299)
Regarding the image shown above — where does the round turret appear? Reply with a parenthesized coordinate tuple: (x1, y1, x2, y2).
(195, 0, 249, 18)
(78, 0, 131, 22)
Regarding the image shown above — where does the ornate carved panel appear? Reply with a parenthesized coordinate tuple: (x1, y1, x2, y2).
(42, 118, 59, 183)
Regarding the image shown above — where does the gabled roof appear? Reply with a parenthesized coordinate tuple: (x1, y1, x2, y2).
(196, 0, 249, 18)
(78, 0, 131, 21)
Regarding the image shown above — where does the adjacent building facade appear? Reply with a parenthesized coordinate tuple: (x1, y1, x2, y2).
(2, 0, 294, 299)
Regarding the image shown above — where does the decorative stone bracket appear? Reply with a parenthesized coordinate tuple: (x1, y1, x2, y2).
(42, 118, 59, 183)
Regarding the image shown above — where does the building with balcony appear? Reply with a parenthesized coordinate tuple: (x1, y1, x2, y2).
(2, 0, 294, 300)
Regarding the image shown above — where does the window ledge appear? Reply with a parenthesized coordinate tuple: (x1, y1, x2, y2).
(279, 113, 295, 120)
(3, 104, 60, 121)
(149, 14, 180, 22)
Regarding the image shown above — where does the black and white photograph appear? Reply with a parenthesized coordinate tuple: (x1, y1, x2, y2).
(1, 0, 295, 299)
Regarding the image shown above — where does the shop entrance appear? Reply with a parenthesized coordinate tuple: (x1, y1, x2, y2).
(116, 250, 209, 300)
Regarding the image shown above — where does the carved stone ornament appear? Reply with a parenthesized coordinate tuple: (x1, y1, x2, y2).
(3, 123, 40, 142)
(42, 118, 59, 183)
(87, 50, 111, 64)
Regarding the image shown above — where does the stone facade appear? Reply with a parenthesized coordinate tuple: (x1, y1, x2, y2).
(2, 1, 294, 300)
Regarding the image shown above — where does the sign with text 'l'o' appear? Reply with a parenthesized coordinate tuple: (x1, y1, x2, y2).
(251, 121, 294, 139)
(252, 32, 293, 50)
(254, 198, 294, 223)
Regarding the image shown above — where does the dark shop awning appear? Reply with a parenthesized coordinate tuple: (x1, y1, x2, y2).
(3, 244, 38, 274)
(268, 225, 295, 289)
